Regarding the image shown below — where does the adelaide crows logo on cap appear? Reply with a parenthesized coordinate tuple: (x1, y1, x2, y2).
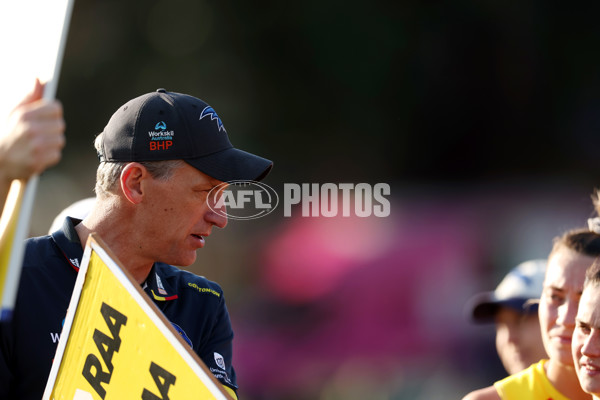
(199, 106, 226, 132)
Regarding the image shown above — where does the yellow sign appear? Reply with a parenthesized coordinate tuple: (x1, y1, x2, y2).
(43, 234, 232, 400)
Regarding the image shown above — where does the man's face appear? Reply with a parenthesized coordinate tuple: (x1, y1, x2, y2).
(495, 307, 547, 375)
(538, 247, 592, 367)
(138, 162, 228, 267)
(573, 282, 600, 398)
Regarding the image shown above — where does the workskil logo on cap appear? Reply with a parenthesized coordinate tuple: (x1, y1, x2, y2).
(199, 106, 226, 132)
(207, 180, 279, 220)
(148, 120, 174, 151)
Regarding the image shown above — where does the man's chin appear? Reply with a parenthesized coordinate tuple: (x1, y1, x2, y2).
(163, 253, 197, 268)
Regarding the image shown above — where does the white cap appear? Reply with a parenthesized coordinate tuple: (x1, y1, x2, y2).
(466, 259, 547, 322)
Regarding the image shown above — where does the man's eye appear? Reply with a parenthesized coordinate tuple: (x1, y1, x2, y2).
(550, 294, 563, 302)
(579, 325, 591, 335)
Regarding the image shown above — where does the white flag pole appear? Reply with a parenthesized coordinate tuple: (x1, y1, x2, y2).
(0, 0, 76, 320)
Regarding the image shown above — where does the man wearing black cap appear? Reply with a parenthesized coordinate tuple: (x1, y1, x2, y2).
(0, 89, 272, 399)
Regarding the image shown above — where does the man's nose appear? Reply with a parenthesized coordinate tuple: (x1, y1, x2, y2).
(206, 208, 228, 229)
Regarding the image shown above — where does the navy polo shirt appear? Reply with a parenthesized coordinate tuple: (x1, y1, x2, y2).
(0, 217, 237, 399)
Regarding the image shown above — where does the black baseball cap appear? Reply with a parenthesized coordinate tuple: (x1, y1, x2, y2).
(98, 88, 273, 182)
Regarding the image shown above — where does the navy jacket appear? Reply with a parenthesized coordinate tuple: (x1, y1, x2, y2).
(0, 217, 237, 399)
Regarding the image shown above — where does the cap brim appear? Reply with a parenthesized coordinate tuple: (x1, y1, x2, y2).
(185, 147, 273, 182)
(465, 292, 538, 323)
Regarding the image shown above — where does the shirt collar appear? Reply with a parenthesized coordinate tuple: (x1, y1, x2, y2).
(51, 217, 178, 301)
(142, 264, 179, 302)
(51, 216, 84, 271)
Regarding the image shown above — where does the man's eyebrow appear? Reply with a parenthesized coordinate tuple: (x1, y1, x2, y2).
(576, 318, 591, 327)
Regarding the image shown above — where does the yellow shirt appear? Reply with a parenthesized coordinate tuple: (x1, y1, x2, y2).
(494, 359, 569, 400)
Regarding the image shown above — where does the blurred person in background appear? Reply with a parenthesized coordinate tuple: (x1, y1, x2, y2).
(463, 227, 600, 400)
(465, 259, 548, 375)
(0, 79, 65, 210)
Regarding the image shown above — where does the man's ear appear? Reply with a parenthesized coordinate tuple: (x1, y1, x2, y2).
(120, 163, 147, 204)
